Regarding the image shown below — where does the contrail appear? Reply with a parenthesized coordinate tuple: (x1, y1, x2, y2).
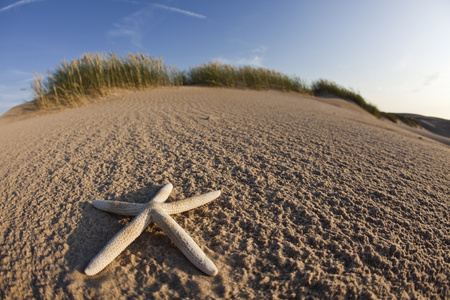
(0, 0, 43, 13)
(153, 4, 206, 19)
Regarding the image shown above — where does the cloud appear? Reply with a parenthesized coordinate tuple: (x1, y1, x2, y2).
(108, 7, 153, 47)
(0, 69, 36, 114)
(394, 55, 412, 70)
(214, 45, 267, 67)
(251, 45, 267, 53)
(108, 4, 206, 47)
(0, 82, 33, 115)
(216, 55, 264, 67)
(0, 69, 34, 84)
(107, 0, 140, 4)
(152, 4, 206, 19)
(0, 0, 43, 13)
(422, 72, 440, 87)
(10, 69, 35, 79)
(413, 72, 441, 93)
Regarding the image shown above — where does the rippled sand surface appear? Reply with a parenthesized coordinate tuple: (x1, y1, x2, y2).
(0, 87, 448, 299)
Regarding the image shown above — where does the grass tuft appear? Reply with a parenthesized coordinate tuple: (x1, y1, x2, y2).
(380, 112, 420, 127)
(311, 79, 381, 118)
(381, 112, 399, 123)
(32, 52, 183, 108)
(186, 61, 311, 93)
(397, 115, 420, 127)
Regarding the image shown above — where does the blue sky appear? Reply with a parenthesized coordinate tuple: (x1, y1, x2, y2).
(1, 0, 449, 119)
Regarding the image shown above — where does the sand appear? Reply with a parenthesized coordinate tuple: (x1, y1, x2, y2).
(0, 87, 448, 299)
(394, 114, 450, 146)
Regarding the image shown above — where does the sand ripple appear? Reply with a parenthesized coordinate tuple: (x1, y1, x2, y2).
(0, 87, 448, 299)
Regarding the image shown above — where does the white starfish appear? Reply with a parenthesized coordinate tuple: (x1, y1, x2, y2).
(85, 183, 220, 276)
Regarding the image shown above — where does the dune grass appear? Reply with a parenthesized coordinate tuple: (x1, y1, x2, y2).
(380, 113, 420, 127)
(311, 79, 381, 118)
(32, 52, 184, 108)
(398, 115, 420, 127)
(32, 55, 309, 108)
(310, 81, 420, 125)
(186, 62, 310, 93)
(30, 52, 420, 127)
(381, 112, 399, 123)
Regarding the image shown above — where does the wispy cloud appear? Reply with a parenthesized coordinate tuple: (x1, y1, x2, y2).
(422, 72, 440, 87)
(215, 46, 267, 67)
(10, 70, 35, 79)
(394, 55, 412, 70)
(0, 70, 35, 114)
(108, 4, 206, 47)
(251, 45, 267, 53)
(0, 0, 43, 13)
(216, 55, 264, 67)
(413, 72, 441, 93)
(108, 7, 153, 47)
(152, 4, 206, 19)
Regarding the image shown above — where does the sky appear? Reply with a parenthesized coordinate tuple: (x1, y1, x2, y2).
(1, 0, 449, 119)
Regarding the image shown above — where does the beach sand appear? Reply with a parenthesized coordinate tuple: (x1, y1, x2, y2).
(0, 87, 448, 299)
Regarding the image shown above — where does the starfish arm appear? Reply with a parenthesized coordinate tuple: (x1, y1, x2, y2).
(84, 207, 153, 276)
(85, 184, 173, 276)
(151, 183, 173, 204)
(151, 207, 218, 276)
(90, 183, 173, 216)
(160, 190, 221, 215)
(92, 201, 146, 216)
(91, 189, 220, 216)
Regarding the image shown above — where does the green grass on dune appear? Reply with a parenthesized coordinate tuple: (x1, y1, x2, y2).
(32, 54, 310, 108)
(381, 112, 399, 123)
(311, 79, 381, 118)
(186, 61, 310, 93)
(30, 52, 419, 127)
(384, 113, 420, 127)
(32, 52, 184, 108)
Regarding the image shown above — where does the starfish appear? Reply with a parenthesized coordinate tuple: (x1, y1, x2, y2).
(85, 183, 220, 276)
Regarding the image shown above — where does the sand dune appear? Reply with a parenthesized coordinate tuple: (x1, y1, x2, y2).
(393, 113, 450, 146)
(398, 114, 450, 138)
(0, 87, 448, 299)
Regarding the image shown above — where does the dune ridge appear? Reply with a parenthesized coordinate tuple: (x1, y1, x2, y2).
(0, 87, 448, 299)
